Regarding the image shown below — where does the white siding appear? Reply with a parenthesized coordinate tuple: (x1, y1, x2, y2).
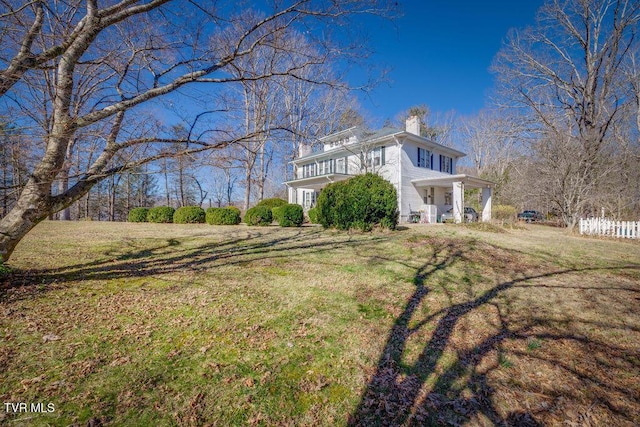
(288, 137, 463, 222)
(399, 141, 455, 221)
(323, 135, 357, 152)
(376, 145, 398, 186)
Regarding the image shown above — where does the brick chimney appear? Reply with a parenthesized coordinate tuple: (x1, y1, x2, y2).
(406, 115, 420, 136)
(298, 143, 312, 158)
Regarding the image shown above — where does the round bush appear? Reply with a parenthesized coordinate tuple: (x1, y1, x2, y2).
(307, 207, 319, 224)
(226, 206, 241, 215)
(206, 207, 241, 225)
(128, 207, 149, 223)
(173, 206, 206, 224)
(147, 206, 175, 223)
(244, 205, 273, 226)
(206, 207, 220, 225)
(316, 173, 398, 231)
(273, 204, 304, 227)
(256, 197, 287, 210)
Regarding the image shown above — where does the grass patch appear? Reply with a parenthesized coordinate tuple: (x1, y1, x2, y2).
(1, 221, 639, 426)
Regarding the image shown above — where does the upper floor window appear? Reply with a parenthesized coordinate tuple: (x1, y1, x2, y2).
(417, 147, 431, 169)
(371, 146, 385, 167)
(318, 159, 334, 175)
(361, 146, 385, 169)
(440, 155, 453, 174)
(327, 136, 353, 149)
(302, 163, 316, 178)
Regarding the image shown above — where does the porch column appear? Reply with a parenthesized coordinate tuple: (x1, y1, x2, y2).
(452, 181, 464, 223)
(481, 187, 492, 222)
(288, 186, 296, 204)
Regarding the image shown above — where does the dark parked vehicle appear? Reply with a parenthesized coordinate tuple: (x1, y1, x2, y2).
(441, 207, 478, 223)
(518, 210, 544, 222)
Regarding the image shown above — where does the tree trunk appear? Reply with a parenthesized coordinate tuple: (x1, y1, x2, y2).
(58, 173, 70, 220)
(225, 168, 233, 206)
(108, 175, 116, 221)
(0, 179, 52, 262)
(125, 172, 131, 214)
(243, 168, 252, 212)
(84, 191, 90, 219)
(258, 143, 265, 202)
(178, 157, 185, 207)
(163, 158, 170, 207)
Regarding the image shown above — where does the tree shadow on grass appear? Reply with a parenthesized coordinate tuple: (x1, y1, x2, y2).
(349, 237, 640, 426)
(2, 228, 385, 300)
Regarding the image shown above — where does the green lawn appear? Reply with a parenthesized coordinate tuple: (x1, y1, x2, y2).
(1, 221, 639, 426)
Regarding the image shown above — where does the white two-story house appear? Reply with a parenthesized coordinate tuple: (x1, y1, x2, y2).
(284, 116, 493, 223)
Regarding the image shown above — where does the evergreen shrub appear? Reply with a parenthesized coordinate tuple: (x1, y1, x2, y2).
(226, 206, 241, 215)
(206, 207, 241, 225)
(307, 207, 319, 224)
(128, 207, 149, 223)
(147, 206, 175, 223)
(173, 206, 206, 224)
(316, 173, 398, 231)
(244, 205, 273, 226)
(256, 198, 287, 210)
(273, 204, 304, 227)
(205, 207, 220, 225)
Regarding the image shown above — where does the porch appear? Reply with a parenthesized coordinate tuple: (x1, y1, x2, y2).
(411, 174, 494, 223)
(284, 173, 352, 209)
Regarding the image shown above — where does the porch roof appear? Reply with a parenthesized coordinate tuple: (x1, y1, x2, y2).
(284, 173, 353, 191)
(411, 174, 494, 189)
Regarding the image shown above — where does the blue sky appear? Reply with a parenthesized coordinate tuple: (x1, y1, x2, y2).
(356, 0, 544, 125)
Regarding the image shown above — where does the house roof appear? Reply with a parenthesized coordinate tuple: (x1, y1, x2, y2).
(411, 174, 494, 189)
(318, 126, 359, 143)
(292, 127, 466, 164)
(283, 173, 352, 190)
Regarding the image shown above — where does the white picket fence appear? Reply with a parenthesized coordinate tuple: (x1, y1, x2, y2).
(579, 218, 640, 239)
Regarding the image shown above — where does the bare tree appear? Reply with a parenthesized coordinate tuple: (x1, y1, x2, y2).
(280, 74, 359, 183)
(206, 145, 241, 208)
(456, 109, 526, 204)
(493, 0, 640, 228)
(0, 122, 30, 217)
(0, 0, 395, 262)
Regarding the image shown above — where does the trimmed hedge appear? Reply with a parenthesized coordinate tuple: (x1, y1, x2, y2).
(273, 204, 304, 227)
(307, 207, 319, 224)
(256, 198, 287, 210)
(226, 206, 241, 215)
(316, 173, 398, 231)
(128, 207, 149, 223)
(173, 206, 206, 224)
(147, 206, 175, 223)
(206, 207, 241, 225)
(244, 205, 273, 226)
